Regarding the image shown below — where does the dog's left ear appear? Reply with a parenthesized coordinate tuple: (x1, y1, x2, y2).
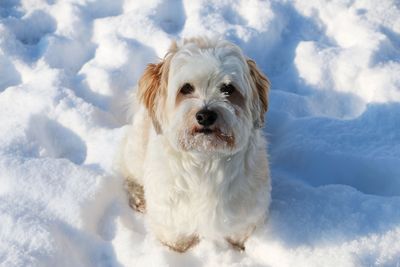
(137, 42, 177, 134)
(247, 59, 270, 128)
(137, 61, 168, 134)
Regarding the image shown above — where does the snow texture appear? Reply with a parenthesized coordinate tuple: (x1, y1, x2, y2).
(1, 0, 400, 266)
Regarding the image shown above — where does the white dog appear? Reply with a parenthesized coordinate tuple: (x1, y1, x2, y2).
(119, 37, 271, 252)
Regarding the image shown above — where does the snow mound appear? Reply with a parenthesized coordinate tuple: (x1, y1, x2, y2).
(0, 0, 399, 266)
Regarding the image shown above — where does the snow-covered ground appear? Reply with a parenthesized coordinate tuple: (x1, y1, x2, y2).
(1, 0, 400, 266)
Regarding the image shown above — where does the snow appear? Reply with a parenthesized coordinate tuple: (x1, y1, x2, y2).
(0, 0, 400, 266)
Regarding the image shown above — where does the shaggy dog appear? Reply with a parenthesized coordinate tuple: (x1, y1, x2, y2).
(119, 37, 271, 252)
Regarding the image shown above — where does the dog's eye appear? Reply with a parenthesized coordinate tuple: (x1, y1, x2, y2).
(220, 84, 235, 96)
(180, 83, 194, 95)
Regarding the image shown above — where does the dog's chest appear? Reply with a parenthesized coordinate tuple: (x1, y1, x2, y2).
(169, 158, 250, 235)
(145, 139, 266, 237)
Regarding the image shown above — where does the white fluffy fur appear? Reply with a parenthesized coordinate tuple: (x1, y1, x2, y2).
(119, 37, 271, 251)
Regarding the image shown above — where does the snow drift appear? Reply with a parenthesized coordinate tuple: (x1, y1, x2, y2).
(0, 0, 400, 266)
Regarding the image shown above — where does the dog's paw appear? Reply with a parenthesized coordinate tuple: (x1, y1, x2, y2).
(128, 193, 146, 213)
(125, 179, 146, 213)
(226, 237, 246, 251)
(162, 235, 200, 253)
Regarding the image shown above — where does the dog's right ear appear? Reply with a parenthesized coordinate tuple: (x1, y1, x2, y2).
(137, 61, 166, 134)
(246, 59, 270, 129)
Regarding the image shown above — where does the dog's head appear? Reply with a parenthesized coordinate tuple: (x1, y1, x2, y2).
(138, 37, 269, 154)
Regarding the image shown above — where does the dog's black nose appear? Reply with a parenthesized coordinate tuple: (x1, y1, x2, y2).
(196, 109, 217, 126)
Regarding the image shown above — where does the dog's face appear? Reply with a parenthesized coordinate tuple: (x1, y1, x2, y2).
(138, 38, 269, 154)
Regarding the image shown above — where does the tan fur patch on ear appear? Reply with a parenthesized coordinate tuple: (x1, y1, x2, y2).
(247, 59, 270, 125)
(137, 62, 166, 134)
(137, 41, 177, 134)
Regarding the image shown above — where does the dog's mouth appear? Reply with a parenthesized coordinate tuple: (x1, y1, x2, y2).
(181, 126, 236, 151)
(192, 127, 235, 145)
(194, 127, 214, 135)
